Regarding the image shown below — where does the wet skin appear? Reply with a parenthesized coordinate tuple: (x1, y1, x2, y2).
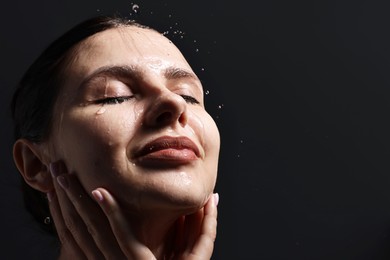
(47, 26, 221, 217)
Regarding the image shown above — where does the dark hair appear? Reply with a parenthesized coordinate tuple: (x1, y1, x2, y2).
(11, 15, 151, 234)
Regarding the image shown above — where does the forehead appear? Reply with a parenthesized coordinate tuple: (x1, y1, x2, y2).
(65, 26, 192, 79)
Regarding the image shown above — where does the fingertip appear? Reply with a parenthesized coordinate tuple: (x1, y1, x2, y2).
(49, 162, 60, 178)
(213, 193, 219, 207)
(92, 189, 104, 202)
(49, 161, 67, 178)
(46, 191, 55, 202)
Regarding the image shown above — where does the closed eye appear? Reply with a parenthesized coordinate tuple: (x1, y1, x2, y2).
(95, 96, 134, 105)
(180, 95, 200, 104)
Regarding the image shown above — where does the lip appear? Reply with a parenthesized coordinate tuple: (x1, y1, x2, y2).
(133, 136, 201, 167)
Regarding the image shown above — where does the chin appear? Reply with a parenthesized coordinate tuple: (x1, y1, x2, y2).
(118, 181, 213, 215)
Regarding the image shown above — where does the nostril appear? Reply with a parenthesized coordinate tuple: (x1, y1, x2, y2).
(155, 111, 172, 125)
(144, 93, 188, 127)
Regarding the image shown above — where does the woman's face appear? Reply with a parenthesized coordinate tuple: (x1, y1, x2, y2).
(48, 26, 220, 214)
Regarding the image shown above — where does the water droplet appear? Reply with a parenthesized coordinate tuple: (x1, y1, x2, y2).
(240, 140, 244, 144)
(194, 40, 197, 43)
(168, 14, 172, 18)
(96, 9, 100, 12)
(205, 90, 210, 95)
(132, 4, 139, 13)
(217, 104, 224, 109)
(201, 68, 205, 71)
(237, 154, 241, 158)
(96, 107, 106, 115)
(44, 217, 51, 225)
(195, 48, 199, 52)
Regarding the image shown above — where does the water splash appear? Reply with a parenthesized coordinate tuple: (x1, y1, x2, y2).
(132, 4, 139, 13)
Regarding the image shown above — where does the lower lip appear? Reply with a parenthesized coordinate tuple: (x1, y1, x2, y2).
(136, 148, 198, 167)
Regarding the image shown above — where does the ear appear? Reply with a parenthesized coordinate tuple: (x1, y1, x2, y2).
(13, 139, 53, 193)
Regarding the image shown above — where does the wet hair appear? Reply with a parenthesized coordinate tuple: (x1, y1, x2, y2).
(11, 15, 151, 235)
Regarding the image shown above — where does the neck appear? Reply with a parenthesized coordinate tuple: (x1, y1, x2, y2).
(58, 210, 183, 260)
(130, 212, 179, 258)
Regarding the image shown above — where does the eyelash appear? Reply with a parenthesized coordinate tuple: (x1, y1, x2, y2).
(95, 95, 199, 105)
(95, 96, 134, 105)
(181, 95, 200, 104)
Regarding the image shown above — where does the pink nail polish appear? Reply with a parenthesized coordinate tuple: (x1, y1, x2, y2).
(57, 176, 68, 189)
(46, 191, 54, 202)
(214, 193, 219, 207)
(50, 162, 60, 178)
(92, 190, 104, 202)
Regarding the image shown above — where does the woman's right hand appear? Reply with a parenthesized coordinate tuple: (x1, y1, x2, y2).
(48, 161, 218, 260)
(48, 161, 152, 259)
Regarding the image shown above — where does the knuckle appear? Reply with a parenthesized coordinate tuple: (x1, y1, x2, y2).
(57, 228, 73, 246)
(86, 221, 97, 237)
(64, 214, 79, 234)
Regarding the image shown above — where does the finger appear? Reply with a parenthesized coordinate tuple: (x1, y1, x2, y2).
(92, 188, 155, 259)
(173, 215, 186, 252)
(47, 191, 86, 259)
(189, 193, 219, 259)
(59, 173, 126, 259)
(50, 162, 104, 259)
(183, 208, 204, 249)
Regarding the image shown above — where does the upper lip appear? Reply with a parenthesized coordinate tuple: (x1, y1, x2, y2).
(133, 136, 201, 158)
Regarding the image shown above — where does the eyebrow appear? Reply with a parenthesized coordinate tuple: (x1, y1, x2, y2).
(163, 66, 199, 81)
(79, 65, 200, 90)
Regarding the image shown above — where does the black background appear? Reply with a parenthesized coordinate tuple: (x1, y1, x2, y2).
(2, 0, 390, 259)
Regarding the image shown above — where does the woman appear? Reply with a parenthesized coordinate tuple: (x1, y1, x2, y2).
(11, 15, 220, 259)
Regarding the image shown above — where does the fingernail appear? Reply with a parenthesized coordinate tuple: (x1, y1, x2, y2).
(50, 162, 60, 178)
(214, 193, 219, 207)
(46, 191, 55, 202)
(57, 175, 68, 189)
(92, 190, 104, 202)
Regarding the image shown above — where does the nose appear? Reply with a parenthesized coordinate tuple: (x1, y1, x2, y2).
(143, 91, 188, 128)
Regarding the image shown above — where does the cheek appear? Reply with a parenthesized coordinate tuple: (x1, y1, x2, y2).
(188, 110, 220, 190)
(55, 105, 139, 179)
(189, 110, 220, 158)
